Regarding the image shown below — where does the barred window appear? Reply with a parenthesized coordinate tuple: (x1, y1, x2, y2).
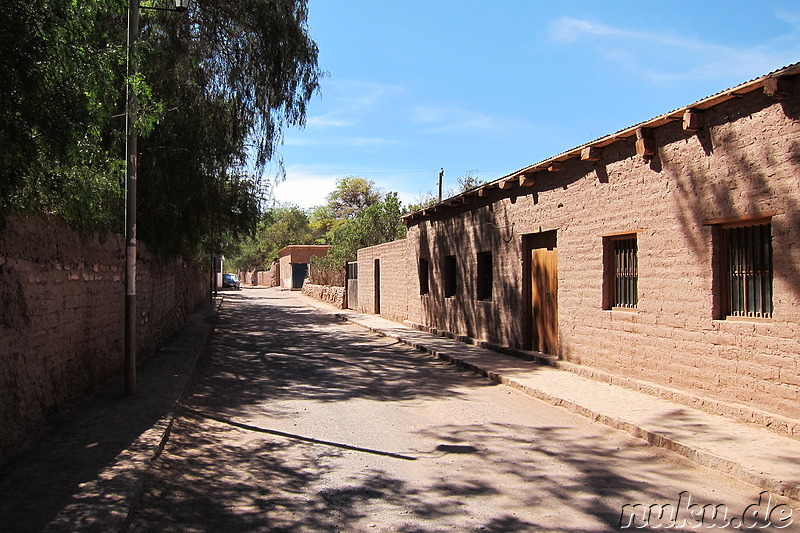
(604, 235, 638, 309)
(721, 222, 773, 318)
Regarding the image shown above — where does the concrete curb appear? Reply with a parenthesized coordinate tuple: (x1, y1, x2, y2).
(330, 310, 800, 501)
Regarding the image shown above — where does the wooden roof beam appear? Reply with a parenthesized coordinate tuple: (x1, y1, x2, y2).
(499, 177, 517, 190)
(764, 76, 792, 99)
(682, 109, 704, 132)
(635, 127, 656, 158)
(580, 146, 603, 162)
(518, 173, 536, 187)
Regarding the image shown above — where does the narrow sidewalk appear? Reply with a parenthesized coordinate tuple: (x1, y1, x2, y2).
(298, 292, 800, 502)
(0, 297, 220, 533)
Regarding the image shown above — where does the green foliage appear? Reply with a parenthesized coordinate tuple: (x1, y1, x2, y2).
(227, 205, 313, 272)
(228, 175, 407, 285)
(0, 0, 126, 230)
(0, 0, 322, 255)
(135, 0, 322, 255)
(325, 176, 382, 219)
(310, 192, 407, 285)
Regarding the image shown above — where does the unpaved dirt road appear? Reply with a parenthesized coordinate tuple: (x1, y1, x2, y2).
(126, 289, 796, 532)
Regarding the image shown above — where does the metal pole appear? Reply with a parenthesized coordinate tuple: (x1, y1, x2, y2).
(124, 0, 139, 395)
(438, 168, 444, 203)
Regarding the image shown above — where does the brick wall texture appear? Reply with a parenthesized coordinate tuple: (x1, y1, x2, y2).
(357, 84, 800, 427)
(0, 215, 207, 460)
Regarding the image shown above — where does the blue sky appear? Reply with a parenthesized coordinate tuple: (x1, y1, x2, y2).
(272, 1, 800, 209)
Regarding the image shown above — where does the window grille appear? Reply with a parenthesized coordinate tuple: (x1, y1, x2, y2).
(612, 237, 638, 308)
(724, 223, 773, 318)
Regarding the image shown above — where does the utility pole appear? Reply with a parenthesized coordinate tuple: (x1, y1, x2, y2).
(124, 0, 191, 395)
(124, 0, 139, 395)
(438, 168, 444, 203)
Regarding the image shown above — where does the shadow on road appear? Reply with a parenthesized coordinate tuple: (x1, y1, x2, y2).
(127, 291, 754, 532)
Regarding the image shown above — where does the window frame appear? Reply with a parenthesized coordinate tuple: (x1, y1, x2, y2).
(603, 233, 638, 310)
(476, 251, 493, 301)
(419, 257, 430, 295)
(716, 219, 773, 319)
(443, 254, 457, 298)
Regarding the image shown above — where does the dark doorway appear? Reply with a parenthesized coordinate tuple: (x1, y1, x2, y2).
(291, 263, 308, 289)
(374, 259, 381, 314)
(524, 231, 558, 355)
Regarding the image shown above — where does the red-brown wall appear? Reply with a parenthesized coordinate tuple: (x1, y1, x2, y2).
(357, 82, 800, 428)
(0, 215, 207, 461)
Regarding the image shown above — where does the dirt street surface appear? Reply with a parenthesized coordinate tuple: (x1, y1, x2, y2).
(127, 289, 797, 532)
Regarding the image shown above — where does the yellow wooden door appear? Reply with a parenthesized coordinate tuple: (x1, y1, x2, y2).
(531, 244, 558, 354)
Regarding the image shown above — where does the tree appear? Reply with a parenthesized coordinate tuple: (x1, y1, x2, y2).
(309, 193, 407, 285)
(407, 170, 486, 212)
(0, 0, 322, 257)
(227, 204, 312, 272)
(457, 170, 485, 192)
(325, 176, 382, 219)
(0, 0, 126, 230)
(136, 0, 322, 255)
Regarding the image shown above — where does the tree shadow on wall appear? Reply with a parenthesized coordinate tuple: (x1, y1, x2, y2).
(669, 94, 800, 303)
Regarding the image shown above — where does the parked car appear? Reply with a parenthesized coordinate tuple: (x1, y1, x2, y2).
(222, 273, 241, 290)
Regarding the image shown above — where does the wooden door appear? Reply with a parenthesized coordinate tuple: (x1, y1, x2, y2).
(528, 232, 558, 354)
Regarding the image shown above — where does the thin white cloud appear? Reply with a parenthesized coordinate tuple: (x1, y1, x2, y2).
(412, 105, 532, 134)
(351, 137, 401, 147)
(548, 16, 797, 84)
(273, 168, 339, 208)
(306, 113, 355, 128)
(276, 164, 434, 210)
(283, 135, 400, 148)
(303, 79, 405, 132)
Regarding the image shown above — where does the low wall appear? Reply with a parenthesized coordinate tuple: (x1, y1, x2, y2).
(302, 283, 345, 308)
(0, 215, 207, 462)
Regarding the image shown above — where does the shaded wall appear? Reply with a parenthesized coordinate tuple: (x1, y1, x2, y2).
(0, 215, 207, 461)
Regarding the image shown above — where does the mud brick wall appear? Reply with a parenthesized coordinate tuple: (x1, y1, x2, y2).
(0, 215, 207, 461)
(358, 84, 800, 429)
(356, 239, 411, 324)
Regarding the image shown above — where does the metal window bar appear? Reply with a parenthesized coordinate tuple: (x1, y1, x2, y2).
(613, 238, 638, 308)
(727, 223, 772, 318)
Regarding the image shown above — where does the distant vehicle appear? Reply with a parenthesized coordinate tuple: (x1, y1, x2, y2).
(222, 273, 241, 290)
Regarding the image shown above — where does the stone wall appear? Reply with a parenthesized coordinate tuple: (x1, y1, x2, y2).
(356, 82, 800, 431)
(302, 284, 345, 308)
(0, 215, 207, 461)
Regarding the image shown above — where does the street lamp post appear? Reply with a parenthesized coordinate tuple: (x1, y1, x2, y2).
(125, 0, 191, 395)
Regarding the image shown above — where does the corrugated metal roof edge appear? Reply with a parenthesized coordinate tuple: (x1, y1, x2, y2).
(403, 61, 800, 221)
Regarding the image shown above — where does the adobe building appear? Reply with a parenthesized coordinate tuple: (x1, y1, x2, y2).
(277, 245, 331, 289)
(355, 63, 800, 434)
